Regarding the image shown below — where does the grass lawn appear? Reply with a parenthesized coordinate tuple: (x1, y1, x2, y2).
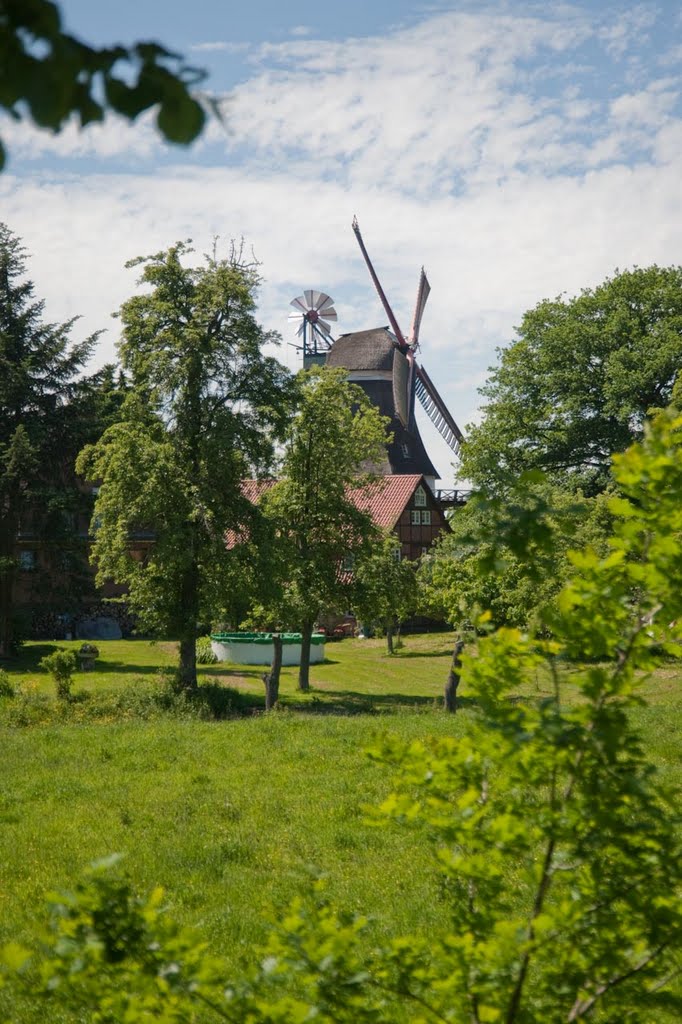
(0, 634, 680, 1021)
(1, 632, 459, 709)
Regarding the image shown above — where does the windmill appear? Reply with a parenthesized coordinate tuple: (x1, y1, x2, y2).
(351, 217, 463, 456)
(325, 218, 463, 484)
(288, 290, 337, 367)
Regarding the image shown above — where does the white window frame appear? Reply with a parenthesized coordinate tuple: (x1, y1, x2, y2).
(421, 510, 432, 525)
(392, 547, 402, 562)
(414, 486, 427, 507)
(411, 510, 421, 525)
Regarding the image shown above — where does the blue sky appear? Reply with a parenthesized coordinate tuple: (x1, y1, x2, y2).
(2, 1, 681, 480)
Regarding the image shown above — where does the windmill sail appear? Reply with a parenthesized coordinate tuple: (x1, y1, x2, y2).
(392, 349, 409, 428)
(414, 364, 463, 455)
(352, 217, 408, 348)
(409, 269, 431, 348)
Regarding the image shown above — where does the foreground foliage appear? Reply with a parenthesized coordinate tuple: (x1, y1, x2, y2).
(0, 0, 209, 169)
(419, 477, 613, 630)
(3, 411, 681, 1021)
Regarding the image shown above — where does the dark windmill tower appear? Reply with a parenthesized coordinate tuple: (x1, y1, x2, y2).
(325, 217, 464, 492)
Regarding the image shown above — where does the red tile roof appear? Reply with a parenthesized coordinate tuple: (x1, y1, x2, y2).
(240, 474, 425, 531)
(240, 479, 276, 504)
(348, 474, 424, 529)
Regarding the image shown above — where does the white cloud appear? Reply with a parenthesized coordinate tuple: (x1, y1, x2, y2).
(610, 81, 679, 127)
(2, 2, 681, 481)
(213, 5, 679, 198)
(598, 5, 657, 59)
(190, 40, 250, 53)
(1, 111, 163, 163)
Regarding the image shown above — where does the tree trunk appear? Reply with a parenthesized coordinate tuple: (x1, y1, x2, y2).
(176, 556, 199, 690)
(386, 622, 394, 655)
(298, 618, 313, 691)
(262, 633, 283, 710)
(178, 635, 198, 690)
(444, 639, 464, 713)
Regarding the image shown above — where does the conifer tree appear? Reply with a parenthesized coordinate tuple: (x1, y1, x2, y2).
(0, 223, 98, 657)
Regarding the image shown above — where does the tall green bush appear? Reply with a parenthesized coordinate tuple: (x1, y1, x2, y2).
(39, 649, 76, 700)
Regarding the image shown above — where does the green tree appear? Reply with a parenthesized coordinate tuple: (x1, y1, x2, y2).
(260, 367, 389, 691)
(462, 266, 682, 494)
(353, 533, 418, 654)
(0, 222, 98, 657)
(0, 0, 209, 169)
(77, 241, 295, 690)
(419, 477, 613, 632)
(6, 410, 682, 1022)
(672, 368, 682, 407)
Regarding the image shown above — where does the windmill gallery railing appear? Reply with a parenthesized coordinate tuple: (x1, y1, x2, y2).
(436, 488, 472, 508)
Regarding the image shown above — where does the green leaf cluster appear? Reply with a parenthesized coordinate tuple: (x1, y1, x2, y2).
(0, 0, 209, 169)
(462, 266, 682, 495)
(353, 533, 418, 652)
(418, 477, 613, 630)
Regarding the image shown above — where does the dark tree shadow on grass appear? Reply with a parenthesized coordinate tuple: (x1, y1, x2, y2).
(203, 665, 278, 681)
(92, 660, 172, 675)
(10, 643, 61, 671)
(385, 649, 456, 660)
(190, 681, 264, 718)
(289, 689, 480, 715)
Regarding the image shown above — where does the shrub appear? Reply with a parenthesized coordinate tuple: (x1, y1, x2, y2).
(1, 684, 53, 726)
(0, 676, 259, 727)
(196, 636, 217, 664)
(39, 650, 76, 700)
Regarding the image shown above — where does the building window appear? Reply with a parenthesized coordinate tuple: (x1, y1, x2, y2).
(421, 546, 429, 556)
(342, 553, 355, 572)
(414, 486, 427, 507)
(19, 550, 36, 571)
(411, 510, 421, 525)
(400, 443, 409, 458)
(392, 547, 402, 562)
(421, 510, 431, 525)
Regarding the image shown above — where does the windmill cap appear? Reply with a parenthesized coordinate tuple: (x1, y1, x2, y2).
(327, 328, 399, 372)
